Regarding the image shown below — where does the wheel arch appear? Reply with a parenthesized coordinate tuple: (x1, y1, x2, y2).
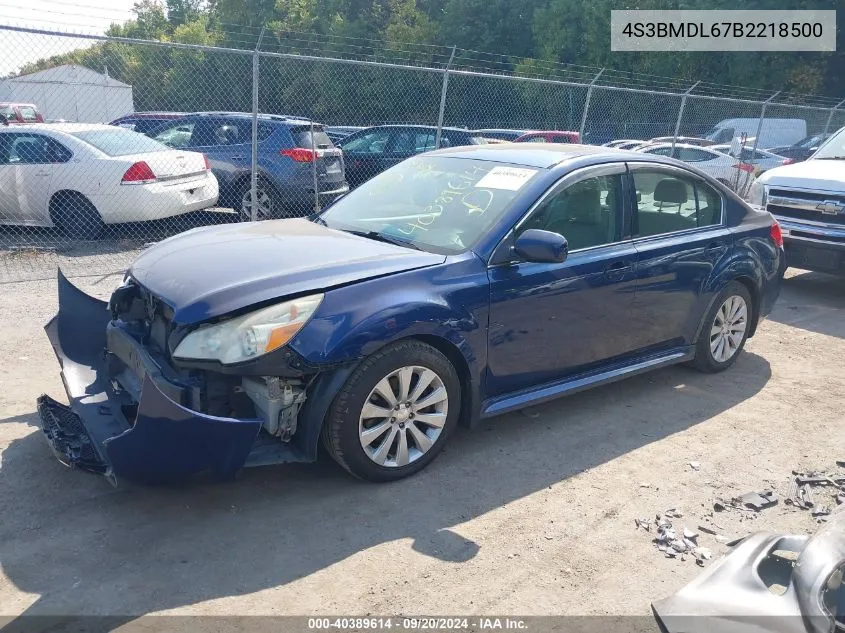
(48, 189, 97, 225)
(407, 334, 476, 429)
(693, 274, 760, 345)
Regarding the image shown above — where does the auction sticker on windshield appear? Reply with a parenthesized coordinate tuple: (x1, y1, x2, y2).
(474, 166, 538, 190)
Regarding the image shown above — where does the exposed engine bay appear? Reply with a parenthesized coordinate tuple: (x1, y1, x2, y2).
(109, 277, 309, 443)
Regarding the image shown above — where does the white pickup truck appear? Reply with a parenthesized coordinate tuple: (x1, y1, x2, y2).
(748, 126, 845, 275)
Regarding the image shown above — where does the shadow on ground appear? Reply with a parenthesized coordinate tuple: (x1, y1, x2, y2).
(768, 271, 845, 339)
(0, 352, 771, 625)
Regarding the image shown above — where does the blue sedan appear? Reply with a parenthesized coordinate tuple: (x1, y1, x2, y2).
(38, 145, 784, 484)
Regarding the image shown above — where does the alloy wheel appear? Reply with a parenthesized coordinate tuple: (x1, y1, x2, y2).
(709, 295, 748, 363)
(240, 185, 273, 221)
(358, 365, 449, 468)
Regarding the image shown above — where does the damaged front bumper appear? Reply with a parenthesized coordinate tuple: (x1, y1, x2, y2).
(37, 271, 345, 485)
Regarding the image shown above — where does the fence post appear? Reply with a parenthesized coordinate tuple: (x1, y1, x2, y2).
(822, 97, 845, 138)
(250, 26, 266, 222)
(578, 68, 604, 143)
(435, 46, 456, 149)
(311, 120, 319, 214)
(750, 91, 780, 157)
(671, 81, 700, 155)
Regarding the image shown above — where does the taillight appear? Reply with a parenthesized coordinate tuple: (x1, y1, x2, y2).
(733, 162, 755, 173)
(121, 161, 156, 184)
(203, 154, 211, 170)
(280, 148, 316, 162)
(782, 158, 794, 165)
(770, 221, 784, 248)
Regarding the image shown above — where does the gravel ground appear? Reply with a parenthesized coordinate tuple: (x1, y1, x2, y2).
(0, 266, 843, 622)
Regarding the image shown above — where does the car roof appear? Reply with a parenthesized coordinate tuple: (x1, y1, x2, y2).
(429, 142, 645, 168)
(520, 130, 579, 135)
(357, 124, 474, 133)
(1, 122, 114, 133)
(181, 112, 315, 125)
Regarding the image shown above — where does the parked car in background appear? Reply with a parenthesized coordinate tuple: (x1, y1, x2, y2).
(615, 140, 651, 150)
(704, 118, 807, 147)
(110, 112, 186, 136)
(473, 128, 527, 141)
(0, 102, 44, 124)
(0, 123, 218, 238)
(338, 124, 486, 187)
(711, 144, 792, 172)
(325, 125, 365, 143)
(649, 136, 714, 147)
(39, 144, 783, 485)
(514, 130, 581, 143)
(151, 112, 348, 219)
(637, 143, 754, 190)
(747, 125, 845, 275)
(603, 139, 639, 148)
(767, 133, 834, 163)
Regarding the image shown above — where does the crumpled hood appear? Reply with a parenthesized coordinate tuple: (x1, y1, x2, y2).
(758, 158, 845, 192)
(129, 219, 445, 324)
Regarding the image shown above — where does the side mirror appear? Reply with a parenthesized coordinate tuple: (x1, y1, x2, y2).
(513, 229, 568, 264)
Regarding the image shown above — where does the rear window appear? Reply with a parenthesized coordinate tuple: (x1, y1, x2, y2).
(291, 126, 334, 149)
(19, 106, 38, 122)
(70, 129, 169, 156)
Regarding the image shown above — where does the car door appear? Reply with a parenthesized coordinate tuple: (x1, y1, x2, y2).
(0, 132, 55, 224)
(340, 128, 393, 187)
(486, 163, 638, 397)
(627, 163, 731, 351)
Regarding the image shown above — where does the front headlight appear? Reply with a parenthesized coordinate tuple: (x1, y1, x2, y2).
(746, 179, 768, 207)
(173, 294, 323, 364)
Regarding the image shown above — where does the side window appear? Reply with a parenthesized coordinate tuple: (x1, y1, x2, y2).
(8, 133, 49, 164)
(526, 136, 547, 143)
(391, 130, 434, 154)
(154, 122, 195, 148)
(198, 120, 245, 146)
(522, 174, 623, 251)
(341, 130, 390, 154)
(645, 146, 673, 156)
(677, 147, 714, 162)
(633, 170, 722, 237)
(695, 180, 723, 227)
(19, 106, 38, 122)
(0, 105, 15, 121)
(46, 139, 72, 163)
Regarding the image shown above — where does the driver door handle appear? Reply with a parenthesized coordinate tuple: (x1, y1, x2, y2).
(604, 260, 630, 282)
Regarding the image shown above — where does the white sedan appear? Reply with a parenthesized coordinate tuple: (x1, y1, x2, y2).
(710, 144, 792, 172)
(0, 123, 219, 238)
(635, 143, 754, 192)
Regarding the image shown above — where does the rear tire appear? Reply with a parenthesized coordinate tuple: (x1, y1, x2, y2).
(322, 340, 461, 482)
(238, 177, 281, 221)
(691, 281, 753, 373)
(50, 192, 104, 240)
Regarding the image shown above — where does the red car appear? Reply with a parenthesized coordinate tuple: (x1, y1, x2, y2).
(0, 102, 44, 124)
(514, 130, 581, 144)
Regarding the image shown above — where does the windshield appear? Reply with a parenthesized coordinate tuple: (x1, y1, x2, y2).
(71, 129, 169, 156)
(318, 156, 540, 255)
(813, 127, 845, 159)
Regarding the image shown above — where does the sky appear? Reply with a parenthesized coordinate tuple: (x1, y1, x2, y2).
(0, 0, 137, 76)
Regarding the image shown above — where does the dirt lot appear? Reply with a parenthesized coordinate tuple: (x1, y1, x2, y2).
(1, 266, 843, 621)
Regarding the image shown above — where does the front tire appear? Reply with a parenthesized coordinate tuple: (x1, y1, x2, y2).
(323, 340, 461, 482)
(691, 281, 753, 373)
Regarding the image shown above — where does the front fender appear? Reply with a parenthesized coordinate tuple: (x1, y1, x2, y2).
(290, 255, 491, 425)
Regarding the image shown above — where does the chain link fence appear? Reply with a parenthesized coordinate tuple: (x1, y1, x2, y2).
(1, 24, 844, 283)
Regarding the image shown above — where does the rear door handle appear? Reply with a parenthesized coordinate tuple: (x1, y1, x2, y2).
(34, 171, 51, 177)
(604, 260, 631, 282)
